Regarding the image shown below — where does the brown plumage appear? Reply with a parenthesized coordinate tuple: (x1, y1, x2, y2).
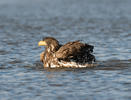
(38, 37, 95, 68)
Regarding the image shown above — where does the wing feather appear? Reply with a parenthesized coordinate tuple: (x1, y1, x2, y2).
(55, 41, 94, 59)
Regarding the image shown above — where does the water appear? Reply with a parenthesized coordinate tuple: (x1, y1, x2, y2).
(0, 0, 131, 100)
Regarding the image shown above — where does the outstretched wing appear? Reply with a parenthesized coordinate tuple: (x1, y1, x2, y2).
(55, 41, 94, 60)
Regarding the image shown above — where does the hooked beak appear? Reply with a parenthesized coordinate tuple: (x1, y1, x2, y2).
(38, 41, 47, 46)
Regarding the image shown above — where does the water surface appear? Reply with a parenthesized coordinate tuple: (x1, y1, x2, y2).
(0, 0, 131, 100)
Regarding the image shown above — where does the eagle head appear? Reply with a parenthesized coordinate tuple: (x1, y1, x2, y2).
(38, 37, 60, 52)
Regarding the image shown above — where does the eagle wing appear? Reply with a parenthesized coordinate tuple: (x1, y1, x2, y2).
(55, 41, 94, 60)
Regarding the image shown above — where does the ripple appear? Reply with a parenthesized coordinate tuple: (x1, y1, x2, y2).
(0, 50, 9, 55)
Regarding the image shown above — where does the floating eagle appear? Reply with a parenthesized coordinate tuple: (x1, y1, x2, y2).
(38, 37, 95, 68)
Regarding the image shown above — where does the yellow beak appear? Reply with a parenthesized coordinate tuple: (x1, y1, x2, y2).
(38, 41, 47, 46)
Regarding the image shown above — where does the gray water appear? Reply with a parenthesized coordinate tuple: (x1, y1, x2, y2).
(0, 0, 131, 100)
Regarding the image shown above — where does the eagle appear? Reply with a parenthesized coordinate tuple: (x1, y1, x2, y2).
(38, 37, 95, 68)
